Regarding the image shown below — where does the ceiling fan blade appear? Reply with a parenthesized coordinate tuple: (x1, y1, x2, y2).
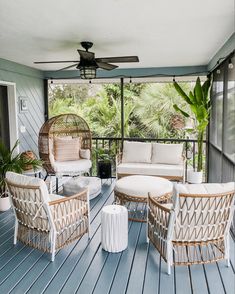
(77, 49, 94, 60)
(56, 64, 78, 71)
(95, 56, 139, 63)
(34, 60, 79, 64)
(96, 61, 118, 70)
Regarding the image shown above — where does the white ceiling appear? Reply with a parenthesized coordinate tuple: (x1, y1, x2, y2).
(0, 0, 234, 71)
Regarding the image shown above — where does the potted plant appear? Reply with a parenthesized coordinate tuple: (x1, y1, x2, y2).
(96, 148, 112, 179)
(0, 140, 42, 211)
(173, 76, 211, 183)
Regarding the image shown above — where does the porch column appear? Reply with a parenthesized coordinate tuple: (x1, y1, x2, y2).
(120, 77, 124, 146)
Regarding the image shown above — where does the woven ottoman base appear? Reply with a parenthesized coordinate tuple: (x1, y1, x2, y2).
(114, 175, 173, 222)
(63, 176, 102, 200)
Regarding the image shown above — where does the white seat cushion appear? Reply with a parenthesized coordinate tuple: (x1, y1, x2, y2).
(117, 162, 184, 177)
(53, 159, 92, 175)
(49, 194, 65, 201)
(63, 176, 101, 199)
(122, 141, 152, 163)
(115, 175, 173, 197)
(6, 171, 50, 203)
(177, 182, 235, 195)
(152, 143, 184, 165)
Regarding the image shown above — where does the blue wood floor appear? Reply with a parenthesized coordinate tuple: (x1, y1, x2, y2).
(0, 179, 234, 294)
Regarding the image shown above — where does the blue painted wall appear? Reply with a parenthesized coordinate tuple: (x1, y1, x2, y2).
(0, 58, 45, 155)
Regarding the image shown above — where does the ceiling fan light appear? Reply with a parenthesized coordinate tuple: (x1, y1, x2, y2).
(80, 66, 96, 79)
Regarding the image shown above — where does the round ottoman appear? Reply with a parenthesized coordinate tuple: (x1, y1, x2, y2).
(63, 176, 101, 199)
(114, 175, 173, 222)
(101, 205, 128, 253)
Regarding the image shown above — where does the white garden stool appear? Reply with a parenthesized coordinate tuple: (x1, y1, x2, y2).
(101, 205, 128, 253)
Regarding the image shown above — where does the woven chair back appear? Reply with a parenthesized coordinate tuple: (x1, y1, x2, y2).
(6, 180, 51, 232)
(174, 191, 235, 242)
(38, 113, 92, 174)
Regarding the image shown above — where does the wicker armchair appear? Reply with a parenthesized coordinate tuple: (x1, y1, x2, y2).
(5, 172, 90, 261)
(38, 114, 92, 191)
(147, 182, 235, 274)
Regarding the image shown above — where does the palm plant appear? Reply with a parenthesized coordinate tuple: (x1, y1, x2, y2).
(0, 140, 42, 197)
(173, 77, 211, 172)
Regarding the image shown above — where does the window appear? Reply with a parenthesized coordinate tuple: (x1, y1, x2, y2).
(224, 56, 235, 162)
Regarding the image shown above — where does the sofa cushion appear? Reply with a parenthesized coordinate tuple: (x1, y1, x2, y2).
(152, 143, 183, 165)
(122, 141, 152, 163)
(117, 162, 184, 177)
(54, 137, 80, 161)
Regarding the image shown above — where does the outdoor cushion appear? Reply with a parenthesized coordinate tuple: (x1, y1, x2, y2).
(177, 182, 235, 195)
(117, 162, 184, 177)
(54, 137, 80, 161)
(53, 159, 92, 175)
(6, 171, 50, 203)
(49, 194, 65, 202)
(115, 175, 173, 197)
(80, 149, 91, 160)
(151, 143, 183, 165)
(122, 141, 152, 163)
(63, 176, 101, 199)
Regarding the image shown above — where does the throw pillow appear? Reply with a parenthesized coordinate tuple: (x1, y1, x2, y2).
(122, 141, 152, 163)
(54, 137, 80, 161)
(152, 143, 183, 165)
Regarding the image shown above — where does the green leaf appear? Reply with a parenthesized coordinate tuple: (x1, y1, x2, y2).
(173, 104, 190, 117)
(202, 78, 211, 105)
(173, 81, 192, 105)
(194, 77, 203, 105)
(189, 91, 197, 104)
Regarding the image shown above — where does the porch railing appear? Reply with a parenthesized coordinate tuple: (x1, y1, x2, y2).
(91, 137, 207, 179)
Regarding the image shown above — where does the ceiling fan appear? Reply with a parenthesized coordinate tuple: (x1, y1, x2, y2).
(34, 41, 139, 79)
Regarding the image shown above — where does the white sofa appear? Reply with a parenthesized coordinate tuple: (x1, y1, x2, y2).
(116, 141, 186, 182)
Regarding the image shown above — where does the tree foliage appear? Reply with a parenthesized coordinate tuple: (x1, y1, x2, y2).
(48, 81, 194, 139)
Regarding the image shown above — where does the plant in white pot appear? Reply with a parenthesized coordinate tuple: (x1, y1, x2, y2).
(0, 140, 42, 211)
(173, 76, 212, 183)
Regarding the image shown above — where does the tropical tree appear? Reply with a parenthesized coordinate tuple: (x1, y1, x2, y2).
(133, 82, 194, 138)
(173, 77, 211, 172)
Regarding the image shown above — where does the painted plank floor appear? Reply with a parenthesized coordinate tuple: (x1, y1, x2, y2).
(0, 178, 234, 294)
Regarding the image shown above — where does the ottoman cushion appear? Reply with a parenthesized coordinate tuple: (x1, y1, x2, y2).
(114, 175, 173, 198)
(63, 176, 101, 199)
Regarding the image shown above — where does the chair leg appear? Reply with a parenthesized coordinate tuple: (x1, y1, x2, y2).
(225, 235, 230, 267)
(51, 233, 56, 262)
(13, 220, 18, 245)
(167, 261, 171, 275)
(56, 177, 59, 194)
(167, 243, 173, 275)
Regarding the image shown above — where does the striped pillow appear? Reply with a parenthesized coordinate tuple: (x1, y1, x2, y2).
(54, 137, 80, 161)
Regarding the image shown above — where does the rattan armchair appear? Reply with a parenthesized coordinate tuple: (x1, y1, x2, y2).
(38, 114, 92, 192)
(147, 182, 235, 274)
(6, 172, 90, 261)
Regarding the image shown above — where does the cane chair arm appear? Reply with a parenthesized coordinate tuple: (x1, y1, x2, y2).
(148, 195, 174, 261)
(49, 189, 89, 232)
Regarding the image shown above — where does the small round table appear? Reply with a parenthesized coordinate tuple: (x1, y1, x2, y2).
(114, 175, 173, 222)
(101, 205, 128, 253)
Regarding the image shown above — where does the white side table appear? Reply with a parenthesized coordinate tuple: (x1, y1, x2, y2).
(101, 205, 128, 253)
(22, 168, 43, 178)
